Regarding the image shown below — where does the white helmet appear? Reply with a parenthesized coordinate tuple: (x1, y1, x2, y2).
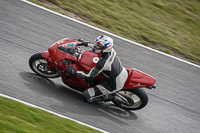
(92, 35, 114, 54)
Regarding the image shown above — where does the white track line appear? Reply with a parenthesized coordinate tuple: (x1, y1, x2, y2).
(0, 93, 109, 133)
(22, 0, 200, 69)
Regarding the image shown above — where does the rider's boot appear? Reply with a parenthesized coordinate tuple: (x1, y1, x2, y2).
(84, 91, 115, 102)
(102, 94, 115, 102)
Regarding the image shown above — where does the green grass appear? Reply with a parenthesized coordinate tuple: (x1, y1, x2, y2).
(28, 0, 200, 65)
(0, 96, 100, 133)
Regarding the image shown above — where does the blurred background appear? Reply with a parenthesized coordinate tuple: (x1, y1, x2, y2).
(30, 0, 200, 65)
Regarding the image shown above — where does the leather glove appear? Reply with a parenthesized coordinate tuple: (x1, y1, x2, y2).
(67, 66, 77, 76)
(77, 42, 88, 47)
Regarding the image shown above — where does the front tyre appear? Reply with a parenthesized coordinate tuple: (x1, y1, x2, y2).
(29, 53, 59, 78)
(112, 88, 148, 110)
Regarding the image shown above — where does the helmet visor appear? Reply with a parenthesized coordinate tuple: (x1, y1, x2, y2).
(94, 42, 106, 50)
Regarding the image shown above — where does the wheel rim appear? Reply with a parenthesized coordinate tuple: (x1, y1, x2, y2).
(32, 59, 59, 77)
(115, 91, 142, 109)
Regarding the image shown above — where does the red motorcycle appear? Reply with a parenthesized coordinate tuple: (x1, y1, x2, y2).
(29, 38, 156, 110)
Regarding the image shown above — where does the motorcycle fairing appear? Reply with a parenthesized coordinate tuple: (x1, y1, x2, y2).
(76, 50, 101, 71)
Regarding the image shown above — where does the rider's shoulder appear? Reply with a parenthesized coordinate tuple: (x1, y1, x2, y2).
(101, 48, 115, 58)
(101, 52, 110, 59)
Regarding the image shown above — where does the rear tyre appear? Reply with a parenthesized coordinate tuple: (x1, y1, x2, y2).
(29, 53, 59, 78)
(112, 88, 148, 110)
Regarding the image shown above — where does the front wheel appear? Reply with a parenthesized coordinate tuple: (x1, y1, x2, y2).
(112, 88, 148, 110)
(29, 53, 59, 78)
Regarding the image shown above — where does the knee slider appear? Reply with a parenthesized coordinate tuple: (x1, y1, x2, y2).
(83, 89, 94, 102)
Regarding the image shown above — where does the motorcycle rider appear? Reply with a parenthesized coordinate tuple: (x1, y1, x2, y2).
(66, 35, 128, 102)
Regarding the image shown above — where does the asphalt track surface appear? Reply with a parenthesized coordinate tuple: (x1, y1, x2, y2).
(1, 0, 200, 133)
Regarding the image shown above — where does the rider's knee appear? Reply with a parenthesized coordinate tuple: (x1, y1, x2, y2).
(83, 89, 94, 102)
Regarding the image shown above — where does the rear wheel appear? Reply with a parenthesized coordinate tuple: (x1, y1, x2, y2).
(112, 88, 148, 110)
(29, 53, 59, 78)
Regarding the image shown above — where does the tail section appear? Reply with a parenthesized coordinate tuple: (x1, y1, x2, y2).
(124, 67, 156, 89)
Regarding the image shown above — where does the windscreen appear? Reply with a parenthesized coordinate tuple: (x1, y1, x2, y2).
(57, 42, 78, 57)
